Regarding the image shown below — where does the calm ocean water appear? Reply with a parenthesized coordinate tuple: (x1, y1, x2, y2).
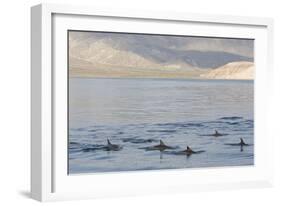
(68, 78, 254, 174)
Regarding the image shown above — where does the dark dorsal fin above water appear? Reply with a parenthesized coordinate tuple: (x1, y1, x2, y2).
(107, 139, 112, 145)
(160, 140, 165, 146)
(224, 138, 251, 147)
(186, 146, 194, 153)
(240, 138, 247, 145)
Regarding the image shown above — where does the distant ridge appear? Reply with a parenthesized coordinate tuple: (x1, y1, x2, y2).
(69, 32, 253, 73)
(200, 61, 254, 80)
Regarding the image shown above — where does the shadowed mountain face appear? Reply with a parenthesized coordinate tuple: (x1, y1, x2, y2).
(69, 31, 254, 76)
(105, 34, 253, 68)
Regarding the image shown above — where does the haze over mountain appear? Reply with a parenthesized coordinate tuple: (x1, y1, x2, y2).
(69, 31, 254, 79)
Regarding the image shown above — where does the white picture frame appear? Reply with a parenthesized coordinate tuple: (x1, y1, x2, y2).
(31, 3, 274, 202)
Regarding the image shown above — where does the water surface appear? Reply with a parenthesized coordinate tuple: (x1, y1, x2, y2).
(69, 78, 254, 174)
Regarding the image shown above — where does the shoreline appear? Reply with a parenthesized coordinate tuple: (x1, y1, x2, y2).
(69, 75, 254, 81)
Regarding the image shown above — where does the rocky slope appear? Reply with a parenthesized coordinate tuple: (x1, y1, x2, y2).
(200, 61, 254, 80)
(68, 31, 254, 78)
(69, 32, 252, 65)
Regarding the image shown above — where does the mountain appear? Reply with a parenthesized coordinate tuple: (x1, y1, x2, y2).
(69, 32, 253, 77)
(200, 61, 254, 80)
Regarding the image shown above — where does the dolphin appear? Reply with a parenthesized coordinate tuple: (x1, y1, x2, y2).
(213, 130, 223, 137)
(140, 140, 175, 151)
(225, 138, 252, 151)
(240, 138, 249, 146)
(200, 130, 228, 137)
(225, 138, 250, 146)
(105, 139, 122, 151)
(174, 146, 205, 156)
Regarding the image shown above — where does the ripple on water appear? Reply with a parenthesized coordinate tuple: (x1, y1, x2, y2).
(146, 129, 177, 133)
(219, 116, 243, 120)
(69, 117, 254, 173)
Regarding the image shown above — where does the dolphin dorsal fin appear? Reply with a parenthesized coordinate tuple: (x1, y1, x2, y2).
(240, 138, 245, 144)
(107, 139, 111, 145)
(160, 140, 165, 146)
